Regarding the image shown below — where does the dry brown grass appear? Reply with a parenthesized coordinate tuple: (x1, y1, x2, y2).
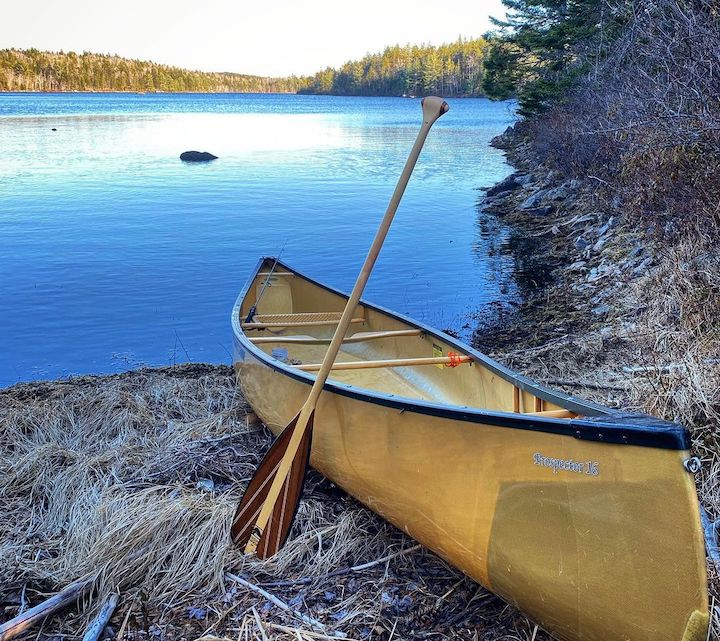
(0, 364, 550, 641)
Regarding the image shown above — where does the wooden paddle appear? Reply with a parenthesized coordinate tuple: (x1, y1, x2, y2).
(231, 96, 449, 558)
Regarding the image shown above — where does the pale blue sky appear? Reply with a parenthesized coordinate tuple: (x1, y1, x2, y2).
(1, 0, 507, 77)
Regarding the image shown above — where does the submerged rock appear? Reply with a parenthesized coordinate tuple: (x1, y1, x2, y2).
(180, 150, 218, 162)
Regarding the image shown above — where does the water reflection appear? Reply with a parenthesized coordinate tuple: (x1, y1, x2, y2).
(0, 94, 517, 385)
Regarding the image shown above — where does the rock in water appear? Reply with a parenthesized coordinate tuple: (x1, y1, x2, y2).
(180, 151, 218, 162)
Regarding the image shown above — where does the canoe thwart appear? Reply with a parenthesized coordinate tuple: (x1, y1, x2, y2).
(243, 311, 366, 329)
(295, 354, 472, 372)
(249, 329, 423, 345)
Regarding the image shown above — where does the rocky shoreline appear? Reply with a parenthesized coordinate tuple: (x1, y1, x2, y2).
(471, 124, 657, 408)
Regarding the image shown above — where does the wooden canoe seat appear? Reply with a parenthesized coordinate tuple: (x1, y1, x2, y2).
(526, 408, 576, 419)
(512, 386, 575, 418)
(249, 329, 423, 345)
(242, 311, 365, 329)
(296, 354, 471, 372)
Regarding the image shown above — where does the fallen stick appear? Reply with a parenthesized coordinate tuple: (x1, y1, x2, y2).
(225, 573, 326, 632)
(0, 575, 93, 641)
(261, 543, 423, 588)
(82, 592, 119, 641)
(251, 607, 270, 641)
(115, 601, 134, 641)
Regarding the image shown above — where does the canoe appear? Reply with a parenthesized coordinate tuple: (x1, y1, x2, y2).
(231, 256, 709, 641)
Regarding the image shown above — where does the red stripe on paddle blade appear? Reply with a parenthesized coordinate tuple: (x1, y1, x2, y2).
(230, 412, 299, 547)
(230, 411, 313, 557)
(256, 413, 313, 559)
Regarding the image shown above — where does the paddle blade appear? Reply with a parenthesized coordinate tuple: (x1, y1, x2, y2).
(230, 411, 313, 558)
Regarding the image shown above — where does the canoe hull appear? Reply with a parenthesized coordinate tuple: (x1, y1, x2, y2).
(232, 259, 708, 641)
(234, 344, 707, 641)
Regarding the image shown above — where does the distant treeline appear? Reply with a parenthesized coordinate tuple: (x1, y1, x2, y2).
(0, 49, 306, 93)
(301, 39, 489, 97)
(0, 40, 492, 96)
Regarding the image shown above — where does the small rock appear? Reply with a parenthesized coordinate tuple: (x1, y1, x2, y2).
(196, 478, 214, 491)
(519, 189, 549, 210)
(486, 174, 521, 196)
(597, 216, 615, 236)
(574, 237, 590, 250)
(482, 189, 512, 203)
(629, 245, 644, 258)
(489, 126, 515, 149)
(180, 150, 218, 162)
(545, 183, 571, 201)
(514, 173, 534, 186)
(592, 304, 612, 316)
(593, 235, 609, 252)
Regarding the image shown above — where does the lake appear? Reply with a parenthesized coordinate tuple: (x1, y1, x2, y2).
(0, 93, 516, 386)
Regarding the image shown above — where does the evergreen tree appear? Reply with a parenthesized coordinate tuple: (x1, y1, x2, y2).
(483, 0, 625, 115)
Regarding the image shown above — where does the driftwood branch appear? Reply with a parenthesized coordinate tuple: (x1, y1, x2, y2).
(0, 575, 93, 641)
(225, 573, 326, 631)
(82, 592, 119, 641)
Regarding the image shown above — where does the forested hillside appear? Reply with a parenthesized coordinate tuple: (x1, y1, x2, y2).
(301, 39, 489, 97)
(0, 40, 492, 96)
(0, 49, 306, 92)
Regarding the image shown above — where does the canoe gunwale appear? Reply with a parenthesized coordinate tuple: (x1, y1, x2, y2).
(231, 257, 690, 451)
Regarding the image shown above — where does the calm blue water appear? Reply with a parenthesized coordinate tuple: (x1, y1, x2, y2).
(0, 93, 516, 386)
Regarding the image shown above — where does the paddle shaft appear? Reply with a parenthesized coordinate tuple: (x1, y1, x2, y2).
(244, 97, 448, 554)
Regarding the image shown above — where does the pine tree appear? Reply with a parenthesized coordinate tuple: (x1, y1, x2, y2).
(484, 0, 624, 115)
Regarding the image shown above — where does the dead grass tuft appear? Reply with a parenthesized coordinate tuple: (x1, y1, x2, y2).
(0, 365, 550, 641)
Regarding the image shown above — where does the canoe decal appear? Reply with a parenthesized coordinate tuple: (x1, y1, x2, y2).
(533, 452, 600, 476)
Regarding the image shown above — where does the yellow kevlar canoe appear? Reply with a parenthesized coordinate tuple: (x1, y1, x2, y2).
(232, 256, 709, 641)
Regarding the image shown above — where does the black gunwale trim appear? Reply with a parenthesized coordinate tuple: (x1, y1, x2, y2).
(231, 257, 689, 451)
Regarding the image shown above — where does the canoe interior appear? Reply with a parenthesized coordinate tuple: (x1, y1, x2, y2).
(239, 259, 600, 418)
